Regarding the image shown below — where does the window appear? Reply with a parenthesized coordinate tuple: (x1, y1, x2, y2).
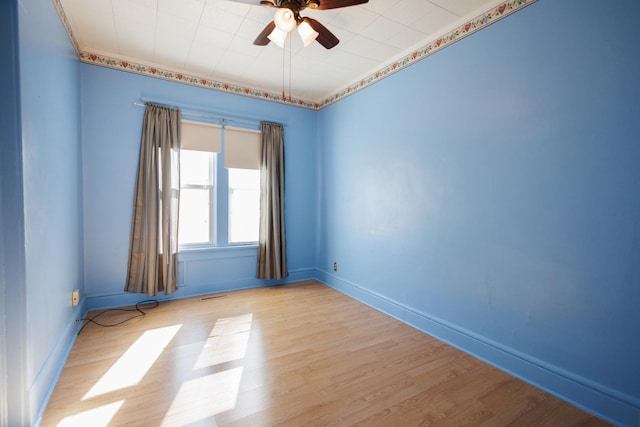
(228, 168, 260, 244)
(178, 150, 215, 245)
(225, 126, 261, 245)
(178, 120, 261, 248)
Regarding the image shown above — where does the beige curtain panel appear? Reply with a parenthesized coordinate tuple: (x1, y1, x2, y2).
(125, 103, 181, 296)
(257, 122, 288, 280)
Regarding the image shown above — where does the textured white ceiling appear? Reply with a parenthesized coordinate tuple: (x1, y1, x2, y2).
(57, 0, 518, 104)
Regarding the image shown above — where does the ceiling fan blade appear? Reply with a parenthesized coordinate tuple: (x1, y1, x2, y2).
(306, 18, 339, 49)
(316, 0, 368, 10)
(254, 21, 276, 46)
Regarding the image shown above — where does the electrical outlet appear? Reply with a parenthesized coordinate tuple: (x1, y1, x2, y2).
(333, 261, 338, 272)
(71, 289, 80, 307)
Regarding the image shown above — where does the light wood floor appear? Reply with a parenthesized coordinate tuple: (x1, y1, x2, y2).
(41, 280, 609, 426)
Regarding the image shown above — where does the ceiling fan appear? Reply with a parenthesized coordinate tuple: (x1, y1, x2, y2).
(229, 0, 369, 49)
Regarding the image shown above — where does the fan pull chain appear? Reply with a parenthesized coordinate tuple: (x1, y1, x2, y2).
(288, 33, 292, 102)
(282, 36, 286, 100)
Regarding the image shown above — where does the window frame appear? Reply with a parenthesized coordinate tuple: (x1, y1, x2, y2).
(177, 121, 261, 251)
(178, 150, 217, 249)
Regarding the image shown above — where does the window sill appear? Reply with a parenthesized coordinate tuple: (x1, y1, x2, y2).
(178, 244, 258, 261)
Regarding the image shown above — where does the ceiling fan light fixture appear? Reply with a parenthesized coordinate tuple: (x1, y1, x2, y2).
(273, 8, 296, 33)
(267, 26, 288, 48)
(297, 20, 319, 47)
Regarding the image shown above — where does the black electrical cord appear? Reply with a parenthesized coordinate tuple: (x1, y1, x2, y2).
(77, 300, 159, 335)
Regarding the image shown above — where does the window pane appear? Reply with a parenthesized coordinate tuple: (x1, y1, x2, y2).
(228, 168, 260, 243)
(179, 188, 211, 245)
(181, 150, 212, 185)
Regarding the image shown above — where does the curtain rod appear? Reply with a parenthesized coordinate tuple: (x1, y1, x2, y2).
(133, 98, 284, 128)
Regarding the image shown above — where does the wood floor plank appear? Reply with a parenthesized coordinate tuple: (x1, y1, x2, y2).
(40, 280, 610, 427)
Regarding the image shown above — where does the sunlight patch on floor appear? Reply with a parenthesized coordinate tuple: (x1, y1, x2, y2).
(160, 367, 244, 426)
(194, 314, 253, 369)
(57, 400, 124, 427)
(83, 324, 182, 399)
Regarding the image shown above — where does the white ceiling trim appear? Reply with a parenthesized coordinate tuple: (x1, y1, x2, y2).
(53, 0, 537, 110)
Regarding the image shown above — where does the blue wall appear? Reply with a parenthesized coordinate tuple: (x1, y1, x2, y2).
(81, 65, 318, 310)
(317, 0, 640, 425)
(0, 0, 85, 424)
(19, 0, 85, 423)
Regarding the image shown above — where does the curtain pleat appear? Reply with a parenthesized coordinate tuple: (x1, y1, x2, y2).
(125, 103, 181, 296)
(257, 122, 288, 280)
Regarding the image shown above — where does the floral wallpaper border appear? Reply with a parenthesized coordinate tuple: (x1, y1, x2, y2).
(53, 0, 536, 110)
